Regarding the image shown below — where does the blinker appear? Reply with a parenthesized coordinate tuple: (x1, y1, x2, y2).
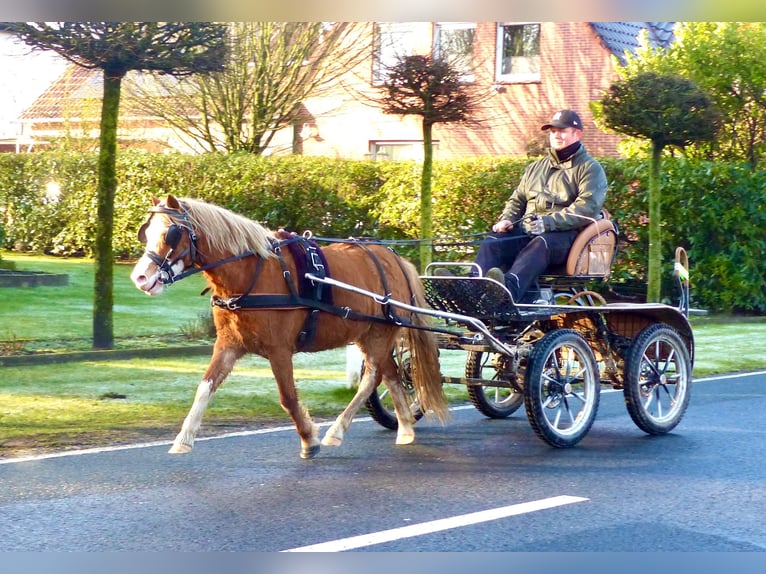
(137, 220, 183, 250)
(165, 224, 182, 249)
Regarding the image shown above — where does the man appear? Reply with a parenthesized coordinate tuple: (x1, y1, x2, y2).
(475, 109, 608, 303)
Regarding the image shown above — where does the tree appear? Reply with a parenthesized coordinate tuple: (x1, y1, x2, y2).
(377, 54, 484, 269)
(622, 23, 766, 170)
(8, 22, 227, 349)
(130, 22, 370, 154)
(595, 71, 721, 302)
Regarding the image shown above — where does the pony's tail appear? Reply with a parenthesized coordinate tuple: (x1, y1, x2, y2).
(402, 262, 450, 424)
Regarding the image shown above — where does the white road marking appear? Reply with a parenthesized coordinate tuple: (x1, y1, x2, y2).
(0, 405, 477, 465)
(282, 495, 589, 552)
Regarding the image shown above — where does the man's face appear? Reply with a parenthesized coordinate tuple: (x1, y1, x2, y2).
(548, 127, 582, 151)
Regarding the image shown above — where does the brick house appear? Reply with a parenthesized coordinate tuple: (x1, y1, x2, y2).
(16, 64, 189, 153)
(14, 22, 675, 159)
(287, 22, 676, 160)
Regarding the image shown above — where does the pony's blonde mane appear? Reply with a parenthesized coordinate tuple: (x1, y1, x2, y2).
(179, 197, 274, 258)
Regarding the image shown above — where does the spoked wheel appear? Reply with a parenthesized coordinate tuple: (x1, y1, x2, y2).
(465, 350, 524, 418)
(623, 323, 692, 435)
(364, 344, 423, 430)
(524, 329, 600, 448)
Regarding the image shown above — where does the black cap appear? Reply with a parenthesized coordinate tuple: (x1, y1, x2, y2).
(541, 109, 583, 131)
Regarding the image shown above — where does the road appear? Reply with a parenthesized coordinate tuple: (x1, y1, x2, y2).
(1, 372, 766, 553)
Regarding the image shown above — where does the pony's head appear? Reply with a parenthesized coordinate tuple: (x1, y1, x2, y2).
(131, 194, 276, 296)
(131, 194, 199, 295)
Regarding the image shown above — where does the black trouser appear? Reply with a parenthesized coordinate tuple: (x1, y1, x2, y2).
(475, 227, 579, 301)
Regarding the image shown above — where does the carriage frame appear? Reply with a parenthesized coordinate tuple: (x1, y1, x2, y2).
(307, 245, 694, 449)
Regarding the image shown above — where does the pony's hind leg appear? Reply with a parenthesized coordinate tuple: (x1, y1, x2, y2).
(170, 346, 241, 454)
(322, 343, 415, 448)
(379, 352, 417, 445)
(321, 351, 380, 448)
(269, 349, 321, 459)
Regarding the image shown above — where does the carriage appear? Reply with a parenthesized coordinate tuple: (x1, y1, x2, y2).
(132, 196, 693, 456)
(324, 213, 694, 448)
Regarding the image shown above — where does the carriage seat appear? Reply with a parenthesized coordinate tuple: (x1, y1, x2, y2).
(545, 210, 618, 278)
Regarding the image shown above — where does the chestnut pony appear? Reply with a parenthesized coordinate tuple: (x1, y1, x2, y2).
(130, 195, 447, 458)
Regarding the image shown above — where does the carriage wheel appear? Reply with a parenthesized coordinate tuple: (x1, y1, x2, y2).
(364, 344, 424, 430)
(465, 351, 524, 418)
(524, 329, 600, 448)
(623, 323, 692, 435)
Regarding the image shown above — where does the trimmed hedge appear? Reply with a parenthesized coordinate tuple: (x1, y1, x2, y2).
(1, 150, 764, 313)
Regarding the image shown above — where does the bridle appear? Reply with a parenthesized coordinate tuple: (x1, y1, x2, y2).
(137, 204, 200, 285)
(138, 202, 261, 285)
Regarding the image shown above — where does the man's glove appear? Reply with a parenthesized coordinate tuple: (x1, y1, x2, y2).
(524, 216, 545, 236)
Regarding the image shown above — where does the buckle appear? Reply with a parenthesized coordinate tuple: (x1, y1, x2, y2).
(211, 296, 241, 311)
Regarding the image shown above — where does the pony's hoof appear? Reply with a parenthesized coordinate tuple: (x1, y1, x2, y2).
(395, 433, 416, 446)
(168, 442, 192, 454)
(321, 434, 343, 447)
(300, 444, 320, 459)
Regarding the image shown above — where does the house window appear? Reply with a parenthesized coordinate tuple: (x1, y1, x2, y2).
(373, 23, 416, 84)
(434, 22, 476, 82)
(495, 22, 540, 83)
(369, 140, 438, 161)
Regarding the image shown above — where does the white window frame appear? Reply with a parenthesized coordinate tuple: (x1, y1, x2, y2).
(434, 22, 476, 83)
(372, 22, 416, 85)
(369, 140, 438, 161)
(495, 22, 541, 83)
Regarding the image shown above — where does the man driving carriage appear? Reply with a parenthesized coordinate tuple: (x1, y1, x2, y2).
(475, 109, 608, 303)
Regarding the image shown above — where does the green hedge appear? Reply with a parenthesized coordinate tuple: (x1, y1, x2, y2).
(1, 150, 764, 313)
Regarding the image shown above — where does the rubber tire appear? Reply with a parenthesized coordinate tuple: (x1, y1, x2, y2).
(623, 323, 692, 435)
(465, 350, 524, 418)
(524, 329, 600, 448)
(364, 348, 424, 430)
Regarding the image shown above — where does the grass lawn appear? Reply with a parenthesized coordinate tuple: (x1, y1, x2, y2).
(1, 252, 211, 349)
(1, 252, 765, 458)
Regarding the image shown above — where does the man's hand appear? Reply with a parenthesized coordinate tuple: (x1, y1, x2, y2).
(492, 219, 514, 233)
(524, 217, 545, 235)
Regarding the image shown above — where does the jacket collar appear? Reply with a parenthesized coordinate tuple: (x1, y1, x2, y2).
(547, 142, 585, 167)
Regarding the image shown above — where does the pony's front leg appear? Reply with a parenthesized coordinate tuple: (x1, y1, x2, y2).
(169, 346, 240, 454)
(169, 379, 215, 454)
(269, 350, 320, 459)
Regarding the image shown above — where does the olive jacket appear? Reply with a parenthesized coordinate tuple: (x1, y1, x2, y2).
(499, 144, 608, 232)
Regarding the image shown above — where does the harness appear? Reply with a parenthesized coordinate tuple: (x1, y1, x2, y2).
(139, 205, 416, 351)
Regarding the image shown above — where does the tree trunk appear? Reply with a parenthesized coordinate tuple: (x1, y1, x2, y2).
(646, 142, 663, 303)
(92, 73, 122, 349)
(419, 120, 434, 272)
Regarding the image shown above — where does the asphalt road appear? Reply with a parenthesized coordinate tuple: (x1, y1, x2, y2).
(2, 372, 766, 553)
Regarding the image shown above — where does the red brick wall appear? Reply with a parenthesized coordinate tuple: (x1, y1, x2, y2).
(433, 22, 624, 159)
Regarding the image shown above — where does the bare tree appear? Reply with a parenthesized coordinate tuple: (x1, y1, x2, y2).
(131, 22, 371, 154)
(7, 22, 227, 349)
